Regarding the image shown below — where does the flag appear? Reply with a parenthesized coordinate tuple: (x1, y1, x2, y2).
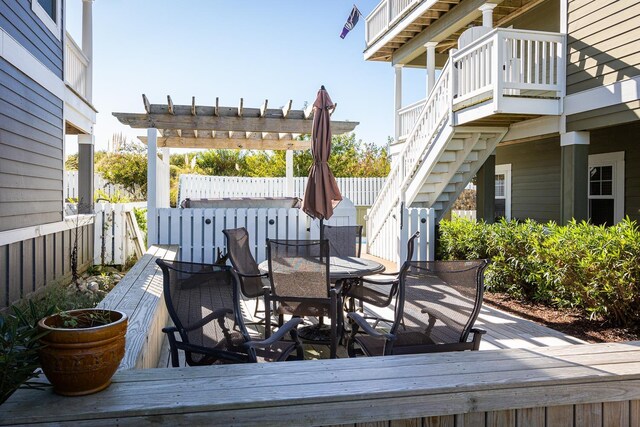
(340, 5, 362, 39)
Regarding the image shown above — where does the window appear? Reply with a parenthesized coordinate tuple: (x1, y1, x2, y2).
(495, 164, 511, 220)
(32, 0, 61, 40)
(588, 152, 625, 226)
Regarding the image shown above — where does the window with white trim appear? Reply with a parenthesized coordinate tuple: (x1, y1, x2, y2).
(495, 164, 512, 220)
(588, 152, 625, 225)
(32, 0, 62, 40)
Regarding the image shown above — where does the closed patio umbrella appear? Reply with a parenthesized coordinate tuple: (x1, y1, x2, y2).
(302, 86, 343, 240)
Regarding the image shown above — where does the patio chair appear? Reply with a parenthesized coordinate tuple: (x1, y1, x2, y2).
(343, 231, 420, 326)
(265, 239, 343, 359)
(156, 259, 303, 367)
(322, 224, 363, 257)
(347, 259, 488, 357)
(223, 227, 270, 323)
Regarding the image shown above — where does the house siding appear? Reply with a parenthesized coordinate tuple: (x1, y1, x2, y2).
(0, 57, 64, 232)
(0, 0, 63, 78)
(588, 122, 640, 223)
(0, 223, 93, 309)
(496, 138, 561, 223)
(509, 0, 559, 32)
(566, 0, 640, 95)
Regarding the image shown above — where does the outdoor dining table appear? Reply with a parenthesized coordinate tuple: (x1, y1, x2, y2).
(258, 256, 385, 284)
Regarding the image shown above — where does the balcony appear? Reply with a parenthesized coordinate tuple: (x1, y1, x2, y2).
(396, 28, 566, 137)
(365, 0, 421, 46)
(64, 31, 89, 100)
(451, 28, 565, 125)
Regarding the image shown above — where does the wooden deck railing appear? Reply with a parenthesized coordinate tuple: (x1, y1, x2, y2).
(3, 341, 640, 426)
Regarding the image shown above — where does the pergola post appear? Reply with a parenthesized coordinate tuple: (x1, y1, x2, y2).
(285, 149, 294, 197)
(147, 128, 157, 246)
(161, 147, 171, 208)
(394, 64, 403, 142)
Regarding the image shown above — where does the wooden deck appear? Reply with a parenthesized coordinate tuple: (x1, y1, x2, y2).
(5, 341, 640, 426)
(157, 253, 584, 367)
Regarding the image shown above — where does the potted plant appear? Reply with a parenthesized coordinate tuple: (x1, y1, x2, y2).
(37, 308, 127, 396)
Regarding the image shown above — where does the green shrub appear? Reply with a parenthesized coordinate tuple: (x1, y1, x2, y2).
(133, 207, 148, 247)
(1, 302, 54, 404)
(439, 218, 640, 327)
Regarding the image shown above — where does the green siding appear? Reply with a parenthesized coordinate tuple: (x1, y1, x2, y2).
(567, 0, 640, 95)
(496, 138, 561, 223)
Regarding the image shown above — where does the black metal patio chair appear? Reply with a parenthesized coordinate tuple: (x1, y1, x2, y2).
(265, 239, 343, 359)
(223, 227, 270, 323)
(347, 259, 488, 357)
(322, 224, 363, 257)
(156, 259, 303, 366)
(343, 231, 420, 327)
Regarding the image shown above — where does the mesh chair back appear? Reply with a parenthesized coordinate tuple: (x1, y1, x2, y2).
(156, 260, 248, 365)
(267, 240, 330, 299)
(223, 227, 265, 298)
(397, 260, 487, 343)
(323, 225, 363, 257)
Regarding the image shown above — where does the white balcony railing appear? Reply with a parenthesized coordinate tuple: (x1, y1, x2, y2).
(365, 0, 421, 45)
(64, 31, 89, 99)
(451, 28, 566, 112)
(397, 98, 426, 140)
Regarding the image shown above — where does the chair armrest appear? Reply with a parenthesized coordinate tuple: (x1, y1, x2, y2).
(471, 327, 486, 335)
(332, 281, 344, 295)
(236, 271, 269, 279)
(183, 308, 233, 332)
(347, 312, 395, 340)
(359, 276, 398, 286)
(244, 317, 303, 348)
(162, 325, 178, 334)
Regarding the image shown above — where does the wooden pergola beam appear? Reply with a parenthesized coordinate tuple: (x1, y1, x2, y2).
(138, 136, 309, 150)
(113, 113, 358, 134)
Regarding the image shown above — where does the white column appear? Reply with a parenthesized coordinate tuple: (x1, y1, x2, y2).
(479, 3, 497, 28)
(161, 147, 170, 208)
(394, 64, 403, 142)
(82, 0, 94, 103)
(425, 42, 438, 97)
(147, 128, 158, 245)
(285, 150, 294, 197)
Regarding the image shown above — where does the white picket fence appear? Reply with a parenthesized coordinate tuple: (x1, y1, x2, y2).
(178, 175, 386, 207)
(93, 202, 146, 265)
(65, 171, 144, 201)
(367, 206, 436, 267)
(452, 210, 477, 220)
(152, 200, 356, 264)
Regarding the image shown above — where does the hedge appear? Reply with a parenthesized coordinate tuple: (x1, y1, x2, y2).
(438, 218, 640, 327)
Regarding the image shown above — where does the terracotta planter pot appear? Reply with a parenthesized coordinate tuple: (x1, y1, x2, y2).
(38, 309, 127, 396)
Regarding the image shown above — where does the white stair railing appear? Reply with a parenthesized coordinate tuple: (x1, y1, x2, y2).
(397, 98, 426, 140)
(367, 58, 452, 248)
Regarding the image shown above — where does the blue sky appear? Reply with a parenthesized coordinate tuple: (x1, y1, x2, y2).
(66, 1, 426, 153)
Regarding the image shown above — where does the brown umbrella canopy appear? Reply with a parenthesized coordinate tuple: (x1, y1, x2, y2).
(302, 86, 343, 221)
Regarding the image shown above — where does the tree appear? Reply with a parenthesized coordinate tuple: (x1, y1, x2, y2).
(196, 149, 247, 176)
(95, 152, 147, 197)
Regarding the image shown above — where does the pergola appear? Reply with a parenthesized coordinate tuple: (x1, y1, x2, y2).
(112, 94, 359, 222)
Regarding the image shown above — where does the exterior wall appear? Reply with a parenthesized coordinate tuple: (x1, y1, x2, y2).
(0, 223, 93, 309)
(589, 122, 640, 223)
(567, 101, 640, 132)
(509, 0, 559, 32)
(496, 138, 561, 223)
(0, 57, 64, 232)
(0, 0, 63, 78)
(566, 0, 640, 95)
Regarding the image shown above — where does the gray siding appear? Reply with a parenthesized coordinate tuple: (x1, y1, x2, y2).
(496, 138, 561, 223)
(0, 0, 63, 78)
(589, 122, 640, 223)
(1, 223, 93, 309)
(567, 0, 640, 95)
(0, 57, 64, 232)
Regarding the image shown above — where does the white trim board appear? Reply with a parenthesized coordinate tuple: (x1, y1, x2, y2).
(0, 215, 95, 247)
(564, 75, 640, 116)
(588, 151, 625, 224)
(0, 28, 64, 99)
(495, 163, 512, 220)
(31, 0, 62, 41)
